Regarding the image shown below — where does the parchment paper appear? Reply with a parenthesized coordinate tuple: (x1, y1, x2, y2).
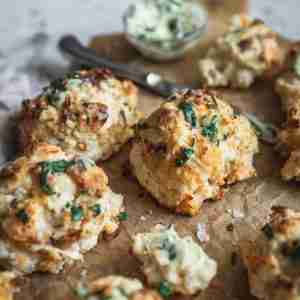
(3, 1, 299, 299)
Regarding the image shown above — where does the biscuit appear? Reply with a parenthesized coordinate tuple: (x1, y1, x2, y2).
(18, 69, 141, 161)
(0, 144, 124, 274)
(130, 89, 259, 215)
(132, 225, 217, 295)
(78, 275, 162, 300)
(242, 207, 300, 300)
(198, 15, 283, 88)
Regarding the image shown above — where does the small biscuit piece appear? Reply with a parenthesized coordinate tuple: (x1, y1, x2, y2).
(198, 15, 283, 88)
(275, 43, 300, 180)
(0, 144, 124, 274)
(0, 272, 17, 300)
(18, 68, 141, 161)
(76, 275, 162, 300)
(241, 207, 300, 300)
(130, 89, 259, 216)
(132, 225, 217, 296)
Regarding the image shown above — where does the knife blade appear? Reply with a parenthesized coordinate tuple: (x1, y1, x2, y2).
(58, 35, 278, 144)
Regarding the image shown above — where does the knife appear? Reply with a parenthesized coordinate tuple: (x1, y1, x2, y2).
(58, 35, 278, 144)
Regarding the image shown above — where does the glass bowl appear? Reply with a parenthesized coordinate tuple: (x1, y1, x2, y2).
(123, 0, 208, 62)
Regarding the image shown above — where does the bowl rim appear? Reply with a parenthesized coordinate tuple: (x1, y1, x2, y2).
(122, 0, 208, 46)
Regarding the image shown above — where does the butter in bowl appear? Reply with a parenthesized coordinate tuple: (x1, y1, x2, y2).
(123, 0, 208, 62)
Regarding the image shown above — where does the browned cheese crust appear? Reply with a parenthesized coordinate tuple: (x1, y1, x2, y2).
(18, 69, 141, 161)
(242, 207, 300, 300)
(198, 15, 283, 88)
(130, 89, 259, 216)
(0, 144, 124, 274)
(82, 275, 162, 300)
(275, 43, 300, 180)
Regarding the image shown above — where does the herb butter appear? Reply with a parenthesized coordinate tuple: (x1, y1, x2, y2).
(126, 0, 205, 50)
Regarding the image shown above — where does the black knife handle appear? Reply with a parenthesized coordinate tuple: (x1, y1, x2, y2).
(58, 35, 152, 88)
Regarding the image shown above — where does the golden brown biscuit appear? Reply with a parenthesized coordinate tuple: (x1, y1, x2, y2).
(74, 275, 162, 300)
(0, 144, 124, 274)
(198, 15, 283, 88)
(132, 225, 217, 296)
(242, 207, 300, 300)
(0, 272, 17, 300)
(18, 69, 141, 161)
(275, 43, 300, 180)
(130, 89, 259, 215)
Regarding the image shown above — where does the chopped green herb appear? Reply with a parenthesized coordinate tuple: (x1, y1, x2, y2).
(294, 54, 300, 77)
(179, 102, 197, 128)
(65, 202, 71, 209)
(74, 286, 88, 299)
(90, 204, 102, 216)
(71, 206, 84, 222)
(287, 244, 300, 261)
(44, 78, 67, 106)
(40, 160, 75, 195)
(158, 281, 172, 298)
(262, 224, 273, 240)
(118, 212, 128, 221)
(175, 147, 194, 167)
(202, 115, 219, 142)
(160, 239, 177, 260)
(16, 209, 29, 224)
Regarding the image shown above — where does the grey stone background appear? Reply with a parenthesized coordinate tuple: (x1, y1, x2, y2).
(0, 0, 299, 69)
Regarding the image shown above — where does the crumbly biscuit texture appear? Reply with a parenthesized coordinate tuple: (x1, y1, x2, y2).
(18, 68, 141, 161)
(77, 275, 162, 300)
(0, 144, 124, 274)
(132, 225, 217, 295)
(242, 207, 300, 300)
(276, 43, 300, 180)
(0, 272, 17, 300)
(130, 89, 259, 215)
(198, 15, 283, 88)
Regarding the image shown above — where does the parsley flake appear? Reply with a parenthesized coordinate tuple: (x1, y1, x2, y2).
(40, 160, 75, 195)
(16, 209, 29, 224)
(175, 148, 194, 167)
(158, 281, 172, 298)
(91, 204, 102, 216)
(262, 224, 273, 240)
(202, 115, 219, 142)
(179, 102, 197, 128)
(160, 239, 177, 260)
(71, 206, 84, 222)
(118, 212, 128, 221)
(74, 286, 88, 299)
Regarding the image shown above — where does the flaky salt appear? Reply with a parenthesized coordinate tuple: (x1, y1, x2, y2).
(196, 223, 210, 242)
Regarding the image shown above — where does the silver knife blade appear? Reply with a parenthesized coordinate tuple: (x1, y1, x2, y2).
(58, 35, 278, 144)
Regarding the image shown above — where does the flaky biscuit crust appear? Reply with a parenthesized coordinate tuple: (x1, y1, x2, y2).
(198, 15, 283, 88)
(130, 89, 258, 215)
(87, 275, 162, 300)
(18, 69, 141, 161)
(0, 144, 123, 274)
(242, 207, 300, 300)
(275, 43, 300, 180)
